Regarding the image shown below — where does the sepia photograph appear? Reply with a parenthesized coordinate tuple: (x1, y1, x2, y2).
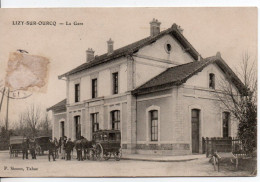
(0, 7, 257, 177)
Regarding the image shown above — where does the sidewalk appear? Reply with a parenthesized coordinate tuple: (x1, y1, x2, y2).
(1, 149, 205, 162)
(0, 150, 8, 153)
(121, 153, 205, 162)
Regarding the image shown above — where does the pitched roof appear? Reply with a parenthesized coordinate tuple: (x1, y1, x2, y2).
(132, 55, 246, 95)
(47, 99, 66, 112)
(58, 24, 200, 78)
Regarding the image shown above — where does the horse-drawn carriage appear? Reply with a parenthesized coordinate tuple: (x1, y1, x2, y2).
(9, 135, 50, 158)
(83, 130, 122, 161)
(35, 136, 50, 155)
(9, 136, 25, 158)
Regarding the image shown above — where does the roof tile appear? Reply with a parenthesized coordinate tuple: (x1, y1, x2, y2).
(59, 24, 199, 78)
(47, 99, 66, 111)
(132, 56, 245, 95)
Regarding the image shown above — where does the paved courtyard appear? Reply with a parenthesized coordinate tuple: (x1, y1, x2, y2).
(0, 152, 251, 177)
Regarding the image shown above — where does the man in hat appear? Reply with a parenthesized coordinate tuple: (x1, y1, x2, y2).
(65, 138, 74, 160)
(53, 137, 59, 159)
(29, 138, 37, 159)
(61, 136, 67, 159)
(75, 137, 83, 161)
(47, 138, 55, 161)
(22, 137, 29, 160)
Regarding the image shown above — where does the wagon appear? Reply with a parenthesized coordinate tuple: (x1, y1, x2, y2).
(92, 130, 122, 161)
(9, 136, 25, 158)
(209, 137, 238, 172)
(35, 136, 50, 155)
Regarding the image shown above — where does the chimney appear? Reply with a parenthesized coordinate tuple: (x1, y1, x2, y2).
(216, 52, 221, 58)
(197, 54, 202, 61)
(177, 25, 184, 34)
(150, 18, 161, 36)
(107, 38, 114, 54)
(86, 48, 95, 62)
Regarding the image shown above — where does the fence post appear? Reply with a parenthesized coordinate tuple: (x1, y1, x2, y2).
(206, 137, 209, 157)
(202, 137, 205, 154)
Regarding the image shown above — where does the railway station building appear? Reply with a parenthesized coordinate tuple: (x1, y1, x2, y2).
(47, 19, 244, 155)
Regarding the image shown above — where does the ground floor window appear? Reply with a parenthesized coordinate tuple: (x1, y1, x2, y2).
(150, 110, 158, 141)
(111, 110, 120, 130)
(223, 112, 230, 137)
(74, 116, 81, 140)
(91, 113, 99, 133)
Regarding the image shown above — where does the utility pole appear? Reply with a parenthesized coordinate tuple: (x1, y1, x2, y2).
(5, 88, 9, 131)
(0, 87, 5, 112)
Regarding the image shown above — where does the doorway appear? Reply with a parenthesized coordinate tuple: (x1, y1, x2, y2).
(191, 109, 200, 153)
(60, 121, 65, 138)
(74, 116, 81, 140)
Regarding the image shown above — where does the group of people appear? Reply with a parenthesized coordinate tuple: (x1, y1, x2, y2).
(57, 136, 74, 161)
(58, 136, 89, 161)
(21, 136, 90, 162)
(46, 136, 74, 161)
(22, 138, 37, 160)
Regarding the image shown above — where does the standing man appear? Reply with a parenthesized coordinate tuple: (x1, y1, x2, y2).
(47, 138, 55, 162)
(22, 137, 29, 160)
(29, 138, 37, 159)
(75, 137, 83, 161)
(65, 138, 73, 160)
(81, 136, 88, 160)
(53, 137, 59, 159)
(61, 136, 67, 159)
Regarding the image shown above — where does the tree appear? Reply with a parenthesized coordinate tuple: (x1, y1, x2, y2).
(217, 52, 257, 155)
(10, 105, 52, 138)
(37, 112, 52, 137)
(24, 104, 42, 137)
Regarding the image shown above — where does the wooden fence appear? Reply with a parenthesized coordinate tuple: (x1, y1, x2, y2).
(202, 137, 248, 158)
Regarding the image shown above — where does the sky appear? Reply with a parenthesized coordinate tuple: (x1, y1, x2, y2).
(0, 8, 257, 127)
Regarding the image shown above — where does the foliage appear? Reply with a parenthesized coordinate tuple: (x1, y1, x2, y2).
(217, 53, 257, 154)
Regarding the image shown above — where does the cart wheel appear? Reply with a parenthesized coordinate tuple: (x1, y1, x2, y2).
(95, 143, 103, 161)
(113, 148, 122, 161)
(103, 152, 111, 160)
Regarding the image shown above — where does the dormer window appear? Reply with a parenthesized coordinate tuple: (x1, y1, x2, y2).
(209, 73, 215, 89)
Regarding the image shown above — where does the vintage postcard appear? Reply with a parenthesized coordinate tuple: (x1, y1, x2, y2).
(0, 8, 257, 177)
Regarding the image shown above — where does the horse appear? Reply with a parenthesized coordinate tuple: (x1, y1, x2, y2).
(74, 137, 94, 160)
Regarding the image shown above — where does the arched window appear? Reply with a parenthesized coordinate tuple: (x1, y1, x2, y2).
(209, 73, 215, 89)
(146, 105, 160, 142)
(150, 110, 158, 141)
(111, 110, 120, 130)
